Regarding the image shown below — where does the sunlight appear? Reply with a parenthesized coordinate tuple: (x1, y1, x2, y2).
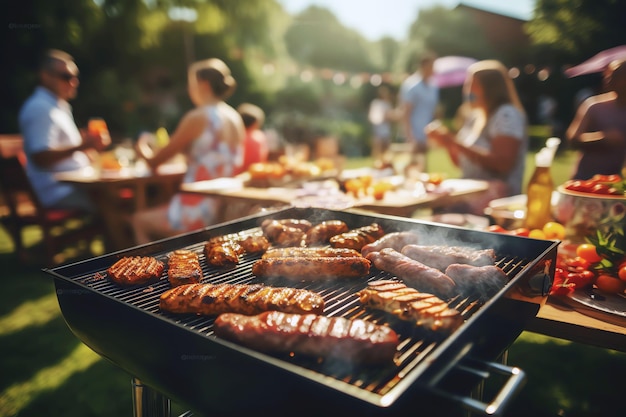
(0, 343, 101, 415)
(0, 293, 60, 336)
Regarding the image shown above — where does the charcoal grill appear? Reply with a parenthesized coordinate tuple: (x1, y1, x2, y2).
(46, 207, 558, 417)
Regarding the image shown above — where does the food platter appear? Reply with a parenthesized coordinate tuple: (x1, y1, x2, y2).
(556, 185, 626, 200)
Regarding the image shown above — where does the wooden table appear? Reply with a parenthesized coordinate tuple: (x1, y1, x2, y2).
(180, 177, 489, 218)
(55, 163, 186, 250)
(527, 295, 626, 352)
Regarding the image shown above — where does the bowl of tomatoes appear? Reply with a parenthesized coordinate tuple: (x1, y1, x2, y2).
(554, 174, 626, 243)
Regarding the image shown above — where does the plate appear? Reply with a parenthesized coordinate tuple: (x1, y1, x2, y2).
(561, 289, 626, 326)
(182, 177, 244, 192)
(557, 184, 626, 200)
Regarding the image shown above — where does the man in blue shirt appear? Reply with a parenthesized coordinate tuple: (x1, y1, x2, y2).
(400, 53, 439, 173)
(18, 49, 110, 212)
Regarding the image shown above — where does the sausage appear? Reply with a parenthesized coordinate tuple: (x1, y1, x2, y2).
(214, 311, 399, 364)
(401, 244, 495, 271)
(238, 235, 271, 254)
(204, 240, 244, 267)
(358, 280, 462, 333)
(365, 248, 456, 299)
(361, 231, 421, 257)
(262, 247, 361, 259)
(329, 223, 385, 251)
(251, 256, 371, 280)
(261, 219, 312, 241)
(303, 220, 349, 245)
(159, 283, 325, 316)
(444, 264, 508, 300)
(167, 249, 202, 287)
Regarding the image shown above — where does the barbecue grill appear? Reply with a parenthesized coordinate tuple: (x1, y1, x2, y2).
(46, 207, 558, 417)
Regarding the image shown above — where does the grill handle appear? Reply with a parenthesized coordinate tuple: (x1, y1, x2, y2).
(431, 358, 526, 416)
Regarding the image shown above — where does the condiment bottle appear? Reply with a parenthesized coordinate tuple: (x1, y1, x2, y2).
(525, 139, 560, 230)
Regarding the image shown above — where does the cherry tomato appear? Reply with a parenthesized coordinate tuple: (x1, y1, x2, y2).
(528, 229, 546, 239)
(512, 227, 530, 237)
(566, 270, 595, 288)
(543, 222, 565, 240)
(575, 243, 602, 264)
(564, 256, 591, 271)
(591, 183, 612, 194)
(487, 225, 505, 233)
(595, 274, 626, 293)
(619, 265, 626, 282)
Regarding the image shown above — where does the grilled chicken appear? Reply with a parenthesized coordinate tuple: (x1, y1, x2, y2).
(204, 239, 244, 267)
(329, 223, 385, 251)
(358, 280, 463, 333)
(361, 231, 421, 257)
(167, 249, 202, 287)
(401, 244, 495, 271)
(214, 311, 399, 364)
(251, 256, 371, 280)
(303, 220, 349, 246)
(107, 256, 164, 286)
(262, 247, 361, 259)
(366, 248, 456, 299)
(159, 283, 325, 316)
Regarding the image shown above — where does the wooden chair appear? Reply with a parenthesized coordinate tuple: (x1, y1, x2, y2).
(0, 136, 104, 265)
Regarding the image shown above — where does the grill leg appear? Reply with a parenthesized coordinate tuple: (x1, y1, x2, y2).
(132, 378, 171, 417)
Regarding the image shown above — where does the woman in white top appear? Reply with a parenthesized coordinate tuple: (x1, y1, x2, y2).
(426, 60, 528, 214)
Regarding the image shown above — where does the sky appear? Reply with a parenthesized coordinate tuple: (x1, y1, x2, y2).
(277, 0, 535, 41)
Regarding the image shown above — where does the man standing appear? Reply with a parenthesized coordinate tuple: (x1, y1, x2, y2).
(18, 49, 110, 212)
(400, 53, 439, 173)
(566, 59, 626, 180)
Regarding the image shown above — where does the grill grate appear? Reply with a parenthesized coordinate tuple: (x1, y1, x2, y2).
(68, 225, 531, 398)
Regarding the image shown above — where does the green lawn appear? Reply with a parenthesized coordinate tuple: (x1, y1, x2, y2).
(1, 149, 625, 417)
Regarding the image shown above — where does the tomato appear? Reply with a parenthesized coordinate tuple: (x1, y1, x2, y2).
(528, 229, 546, 239)
(619, 265, 626, 282)
(566, 270, 595, 288)
(487, 225, 505, 233)
(591, 183, 612, 194)
(591, 174, 622, 183)
(595, 274, 626, 293)
(512, 227, 530, 237)
(575, 243, 602, 264)
(542, 222, 565, 240)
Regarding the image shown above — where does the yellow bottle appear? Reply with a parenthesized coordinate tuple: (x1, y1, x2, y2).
(525, 148, 555, 230)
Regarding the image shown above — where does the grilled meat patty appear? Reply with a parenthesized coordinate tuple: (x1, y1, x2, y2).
(204, 239, 244, 267)
(107, 256, 164, 286)
(401, 244, 495, 271)
(262, 247, 361, 259)
(214, 311, 399, 364)
(303, 220, 349, 246)
(329, 223, 385, 251)
(167, 250, 202, 287)
(159, 283, 325, 316)
(358, 280, 463, 333)
(361, 231, 421, 257)
(251, 256, 371, 280)
(366, 248, 456, 299)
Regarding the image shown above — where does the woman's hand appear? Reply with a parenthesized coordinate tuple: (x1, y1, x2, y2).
(425, 120, 454, 147)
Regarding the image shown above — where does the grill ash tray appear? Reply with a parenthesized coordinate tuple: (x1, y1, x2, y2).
(47, 207, 558, 417)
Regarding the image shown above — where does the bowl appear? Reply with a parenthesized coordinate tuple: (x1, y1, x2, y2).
(484, 192, 560, 230)
(554, 185, 626, 243)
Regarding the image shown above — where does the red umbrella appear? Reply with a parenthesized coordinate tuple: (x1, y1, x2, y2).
(564, 45, 626, 77)
(432, 56, 478, 88)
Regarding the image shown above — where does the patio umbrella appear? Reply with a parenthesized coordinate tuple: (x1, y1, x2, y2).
(432, 56, 478, 88)
(564, 45, 626, 78)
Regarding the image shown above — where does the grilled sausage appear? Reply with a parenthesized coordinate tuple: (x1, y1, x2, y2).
(444, 264, 508, 300)
(358, 280, 463, 333)
(401, 244, 495, 271)
(262, 247, 362, 259)
(238, 235, 270, 254)
(159, 283, 325, 316)
(361, 231, 421, 257)
(329, 223, 385, 251)
(167, 249, 202, 287)
(261, 219, 312, 241)
(365, 248, 456, 298)
(303, 220, 349, 245)
(214, 311, 399, 364)
(251, 256, 371, 280)
(107, 256, 164, 286)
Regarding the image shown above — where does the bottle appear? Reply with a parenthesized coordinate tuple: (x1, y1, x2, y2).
(525, 140, 559, 230)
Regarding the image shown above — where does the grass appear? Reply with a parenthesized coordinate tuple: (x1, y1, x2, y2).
(1, 148, 625, 417)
